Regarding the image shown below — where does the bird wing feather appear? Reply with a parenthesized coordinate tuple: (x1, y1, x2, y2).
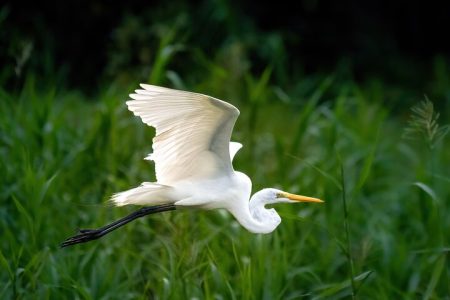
(127, 84, 240, 184)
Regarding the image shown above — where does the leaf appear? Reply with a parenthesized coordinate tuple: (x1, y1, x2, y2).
(0, 249, 13, 279)
(423, 255, 446, 300)
(354, 270, 374, 295)
(13, 195, 35, 241)
(288, 154, 342, 191)
(356, 127, 380, 190)
(248, 66, 272, 104)
(413, 247, 450, 254)
(412, 182, 437, 202)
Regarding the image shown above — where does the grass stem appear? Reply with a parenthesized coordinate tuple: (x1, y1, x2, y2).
(341, 164, 356, 299)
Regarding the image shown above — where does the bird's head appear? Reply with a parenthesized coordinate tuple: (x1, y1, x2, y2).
(254, 188, 324, 205)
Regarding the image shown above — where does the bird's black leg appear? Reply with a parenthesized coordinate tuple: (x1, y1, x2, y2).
(61, 204, 176, 248)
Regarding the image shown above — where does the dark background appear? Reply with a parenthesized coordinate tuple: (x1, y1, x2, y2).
(2, 0, 450, 93)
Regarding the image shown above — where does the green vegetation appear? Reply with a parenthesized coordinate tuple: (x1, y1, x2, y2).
(2, 71, 449, 298)
(1, 10, 450, 298)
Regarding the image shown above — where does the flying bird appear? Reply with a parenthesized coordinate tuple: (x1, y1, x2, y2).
(61, 84, 323, 247)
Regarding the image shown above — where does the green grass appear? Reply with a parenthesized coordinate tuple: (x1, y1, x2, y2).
(1, 66, 449, 299)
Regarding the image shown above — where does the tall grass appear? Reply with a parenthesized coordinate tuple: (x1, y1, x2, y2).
(1, 66, 449, 299)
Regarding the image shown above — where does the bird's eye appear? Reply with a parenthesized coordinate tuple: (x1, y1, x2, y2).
(276, 192, 283, 198)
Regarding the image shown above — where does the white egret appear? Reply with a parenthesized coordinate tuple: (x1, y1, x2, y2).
(62, 84, 323, 247)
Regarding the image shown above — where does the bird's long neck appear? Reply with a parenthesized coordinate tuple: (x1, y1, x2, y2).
(229, 190, 281, 234)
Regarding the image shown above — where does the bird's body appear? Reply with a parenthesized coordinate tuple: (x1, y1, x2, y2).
(62, 84, 322, 247)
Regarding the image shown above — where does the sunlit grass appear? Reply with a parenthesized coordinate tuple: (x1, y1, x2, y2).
(0, 69, 449, 299)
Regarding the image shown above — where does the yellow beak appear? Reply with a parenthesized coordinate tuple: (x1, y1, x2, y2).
(280, 192, 324, 203)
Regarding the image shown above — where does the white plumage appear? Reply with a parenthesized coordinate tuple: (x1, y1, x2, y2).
(111, 84, 322, 233)
(126, 84, 239, 184)
(61, 84, 323, 247)
(112, 84, 241, 208)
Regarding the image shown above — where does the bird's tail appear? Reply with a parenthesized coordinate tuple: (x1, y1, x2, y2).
(111, 182, 173, 206)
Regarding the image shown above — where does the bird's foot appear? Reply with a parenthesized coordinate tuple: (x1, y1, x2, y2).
(60, 228, 104, 248)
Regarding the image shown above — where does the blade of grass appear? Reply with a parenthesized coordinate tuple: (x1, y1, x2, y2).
(423, 254, 446, 300)
(340, 163, 356, 300)
(288, 154, 342, 190)
(355, 126, 380, 191)
(412, 182, 437, 202)
(354, 270, 374, 296)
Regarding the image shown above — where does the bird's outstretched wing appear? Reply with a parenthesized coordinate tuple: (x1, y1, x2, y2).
(127, 84, 240, 184)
